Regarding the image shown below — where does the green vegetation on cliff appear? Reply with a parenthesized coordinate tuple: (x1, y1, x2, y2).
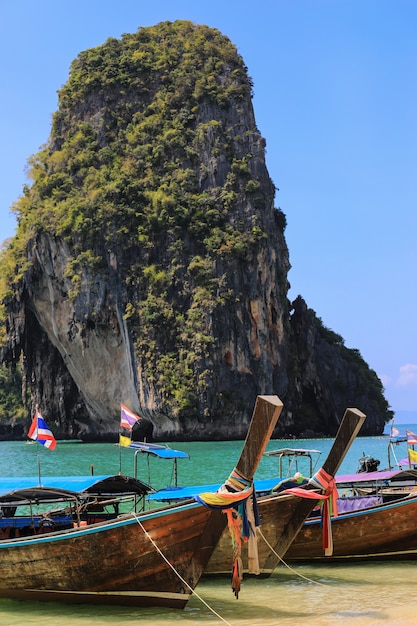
(0, 364, 25, 423)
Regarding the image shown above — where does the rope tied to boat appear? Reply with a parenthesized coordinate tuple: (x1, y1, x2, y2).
(133, 513, 233, 626)
(282, 467, 339, 556)
(195, 467, 260, 598)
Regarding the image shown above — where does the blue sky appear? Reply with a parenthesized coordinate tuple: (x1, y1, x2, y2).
(1, 1, 416, 414)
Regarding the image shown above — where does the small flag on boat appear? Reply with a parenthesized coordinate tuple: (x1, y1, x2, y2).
(28, 409, 57, 450)
(406, 430, 417, 445)
(119, 434, 132, 447)
(391, 425, 400, 437)
(408, 448, 417, 464)
(119, 404, 141, 447)
(120, 404, 141, 429)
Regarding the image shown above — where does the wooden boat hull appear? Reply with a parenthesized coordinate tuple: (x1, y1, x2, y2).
(285, 494, 417, 562)
(0, 501, 224, 608)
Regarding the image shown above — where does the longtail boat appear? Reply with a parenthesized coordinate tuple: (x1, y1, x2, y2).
(285, 484, 417, 563)
(206, 407, 366, 576)
(0, 395, 281, 608)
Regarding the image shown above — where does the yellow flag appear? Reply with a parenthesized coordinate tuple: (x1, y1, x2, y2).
(408, 448, 417, 464)
(119, 434, 131, 447)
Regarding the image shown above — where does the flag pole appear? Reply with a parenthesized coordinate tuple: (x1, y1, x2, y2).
(37, 453, 41, 485)
(119, 434, 122, 475)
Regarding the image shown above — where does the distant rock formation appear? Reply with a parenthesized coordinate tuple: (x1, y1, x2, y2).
(0, 21, 391, 440)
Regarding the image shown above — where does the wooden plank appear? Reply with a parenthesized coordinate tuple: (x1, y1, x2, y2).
(322, 408, 366, 476)
(234, 395, 283, 481)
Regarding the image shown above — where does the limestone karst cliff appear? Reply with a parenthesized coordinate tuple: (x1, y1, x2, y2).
(0, 21, 391, 440)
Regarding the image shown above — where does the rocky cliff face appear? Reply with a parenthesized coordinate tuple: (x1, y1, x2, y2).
(286, 296, 387, 435)
(1, 21, 391, 439)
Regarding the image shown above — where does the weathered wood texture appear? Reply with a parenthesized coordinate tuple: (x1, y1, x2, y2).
(235, 395, 283, 479)
(0, 504, 216, 607)
(285, 493, 417, 562)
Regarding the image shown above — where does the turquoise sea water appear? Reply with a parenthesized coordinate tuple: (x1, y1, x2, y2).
(0, 430, 416, 625)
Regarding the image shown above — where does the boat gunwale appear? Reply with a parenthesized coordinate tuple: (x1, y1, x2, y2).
(302, 491, 417, 526)
(0, 498, 202, 548)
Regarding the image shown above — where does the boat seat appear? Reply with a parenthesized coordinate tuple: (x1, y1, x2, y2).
(337, 495, 382, 514)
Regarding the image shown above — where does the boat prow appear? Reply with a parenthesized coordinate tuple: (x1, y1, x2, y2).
(206, 407, 366, 576)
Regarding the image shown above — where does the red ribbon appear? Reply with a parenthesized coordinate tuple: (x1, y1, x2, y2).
(282, 468, 339, 555)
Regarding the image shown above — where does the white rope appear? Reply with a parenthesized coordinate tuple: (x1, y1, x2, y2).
(133, 513, 233, 626)
(257, 527, 328, 587)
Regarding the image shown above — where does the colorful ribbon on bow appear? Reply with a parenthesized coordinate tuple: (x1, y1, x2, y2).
(195, 467, 260, 597)
(282, 467, 339, 556)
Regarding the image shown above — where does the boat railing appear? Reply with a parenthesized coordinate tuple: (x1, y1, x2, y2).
(387, 437, 407, 469)
(263, 447, 322, 478)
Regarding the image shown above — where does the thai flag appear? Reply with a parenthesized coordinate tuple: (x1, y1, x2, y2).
(406, 430, 417, 445)
(28, 409, 57, 450)
(120, 404, 141, 430)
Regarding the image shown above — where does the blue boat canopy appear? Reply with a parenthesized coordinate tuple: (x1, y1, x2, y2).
(0, 475, 153, 502)
(264, 447, 321, 457)
(129, 441, 189, 459)
(148, 477, 279, 503)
